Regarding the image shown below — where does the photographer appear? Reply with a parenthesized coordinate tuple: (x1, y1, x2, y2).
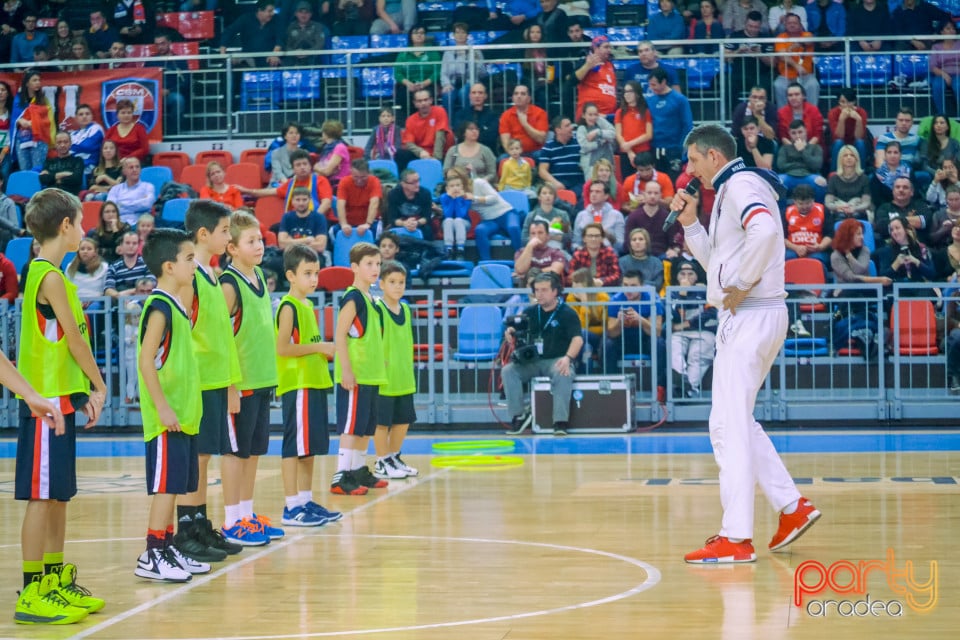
(502, 272, 583, 436)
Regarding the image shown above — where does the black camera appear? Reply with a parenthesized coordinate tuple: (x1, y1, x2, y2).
(506, 314, 538, 364)
(899, 245, 911, 256)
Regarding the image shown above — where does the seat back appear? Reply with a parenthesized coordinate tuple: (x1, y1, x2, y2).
(556, 189, 577, 206)
(225, 162, 263, 189)
(195, 150, 234, 168)
(499, 189, 530, 215)
(5, 236, 34, 272)
(891, 299, 939, 355)
(332, 229, 375, 267)
(6, 170, 41, 200)
(140, 165, 173, 196)
(469, 263, 513, 290)
(240, 148, 271, 187)
(152, 151, 191, 182)
(317, 266, 355, 292)
(161, 198, 192, 224)
(180, 164, 209, 194)
(408, 158, 444, 192)
(254, 196, 285, 229)
(368, 159, 399, 178)
(454, 306, 504, 360)
(784, 258, 825, 291)
(81, 201, 103, 232)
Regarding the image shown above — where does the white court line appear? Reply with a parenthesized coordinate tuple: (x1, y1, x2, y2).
(66, 472, 442, 640)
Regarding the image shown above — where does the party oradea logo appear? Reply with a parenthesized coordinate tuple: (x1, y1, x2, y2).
(101, 79, 159, 133)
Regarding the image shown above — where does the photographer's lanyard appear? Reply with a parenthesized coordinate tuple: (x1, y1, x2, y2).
(536, 302, 562, 356)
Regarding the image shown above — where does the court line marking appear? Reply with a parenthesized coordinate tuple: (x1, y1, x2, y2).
(65, 472, 444, 640)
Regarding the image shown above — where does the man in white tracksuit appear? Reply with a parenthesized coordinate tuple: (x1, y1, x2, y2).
(672, 124, 821, 564)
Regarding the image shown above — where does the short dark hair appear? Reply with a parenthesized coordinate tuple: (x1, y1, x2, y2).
(633, 151, 655, 168)
(185, 199, 231, 238)
(378, 231, 401, 247)
(290, 186, 312, 199)
(142, 228, 191, 278)
(898, 106, 914, 118)
(351, 157, 369, 172)
(839, 87, 857, 103)
(684, 124, 737, 162)
(746, 10, 763, 22)
(741, 115, 759, 128)
(791, 184, 815, 201)
(787, 82, 806, 96)
(649, 67, 669, 84)
(283, 244, 319, 274)
(256, 0, 274, 11)
(621, 270, 644, 283)
(380, 259, 407, 280)
(551, 115, 570, 131)
(289, 149, 311, 165)
(25, 188, 81, 244)
(532, 271, 561, 293)
(789, 119, 806, 130)
(528, 219, 549, 233)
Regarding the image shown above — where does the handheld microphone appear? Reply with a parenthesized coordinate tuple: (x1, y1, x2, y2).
(663, 178, 701, 232)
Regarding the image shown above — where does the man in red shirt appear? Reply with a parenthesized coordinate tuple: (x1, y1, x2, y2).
(777, 82, 824, 146)
(499, 84, 549, 155)
(401, 90, 452, 161)
(827, 88, 868, 171)
(622, 151, 676, 211)
(574, 35, 618, 120)
(783, 183, 833, 271)
(336, 158, 383, 237)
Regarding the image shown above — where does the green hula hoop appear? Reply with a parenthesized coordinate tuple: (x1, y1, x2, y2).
(431, 440, 517, 453)
(430, 455, 525, 470)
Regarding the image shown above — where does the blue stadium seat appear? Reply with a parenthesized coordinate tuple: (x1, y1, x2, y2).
(323, 36, 370, 78)
(469, 263, 513, 290)
(816, 56, 846, 87)
(782, 337, 829, 357)
(241, 71, 281, 110)
(360, 67, 395, 99)
(680, 57, 721, 89)
(499, 189, 530, 215)
(332, 228, 375, 267)
(369, 34, 407, 49)
(430, 260, 474, 278)
(408, 158, 444, 192)
(140, 165, 172, 196)
(606, 26, 645, 44)
(5, 236, 33, 273)
(486, 62, 523, 82)
(282, 69, 321, 101)
(160, 198, 192, 225)
(6, 170, 41, 200)
(852, 55, 892, 86)
(453, 306, 504, 361)
(606, 0, 647, 26)
(368, 159, 399, 178)
(61, 252, 76, 271)
(894, 53, 931, 82)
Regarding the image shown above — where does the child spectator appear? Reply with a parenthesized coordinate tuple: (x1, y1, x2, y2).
(364, 106, 402, 162)
(576, 102, 616, 181)
(567, 267, 611, 373)
(669, 261, 717, 397)
(65, 237, 108, 301)
(136, 213, 155, 255)
(498, 138, 534, 196)
(440, 170, 470, 257)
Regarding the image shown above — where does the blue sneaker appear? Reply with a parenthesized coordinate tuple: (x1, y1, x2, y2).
(305, 501, 342, 522)
(221, 518, 269, 546)
(281, 505, 329, 527)
(252, 513, 285, 539)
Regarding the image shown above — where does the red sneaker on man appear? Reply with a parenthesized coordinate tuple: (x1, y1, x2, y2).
(684, 535, 756, 564)
(769, 497, 820, 551)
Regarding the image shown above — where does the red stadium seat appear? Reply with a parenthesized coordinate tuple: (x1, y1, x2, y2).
(784, 258, 827, 312)
(225, 162, 263, 189)
(170, 41, 200, 70)
(152, 151, 191, 182)
(254, 196, 285, 229)
(240, 148, 271, 186)
(180, 164, 209, 194)
(891, 299, 939, 356)
(176, 11, 215, 40)
(195, 150, 233, 168)
(82, 201, 103, 232)
(317, 266, 355, 292)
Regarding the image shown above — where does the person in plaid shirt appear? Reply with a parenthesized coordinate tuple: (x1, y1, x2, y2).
(566, 222, 621, 287)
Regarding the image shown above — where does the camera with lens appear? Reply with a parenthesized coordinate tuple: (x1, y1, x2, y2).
(899, 245, 911, 256)
(505, 314, 539, 364)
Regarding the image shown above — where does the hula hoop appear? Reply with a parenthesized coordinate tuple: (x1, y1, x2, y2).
(431, 440, 516, 453)
(430, 455, 525, 470)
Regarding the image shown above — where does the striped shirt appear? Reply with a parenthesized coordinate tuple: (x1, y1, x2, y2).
(538, 139, 584, 189)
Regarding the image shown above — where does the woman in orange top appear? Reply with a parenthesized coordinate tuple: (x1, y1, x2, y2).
(104, 98, 150, 162)
(614, 80, 653, 180)
(199, 161, 244, 209)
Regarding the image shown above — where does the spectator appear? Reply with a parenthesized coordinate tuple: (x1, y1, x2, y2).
(831, 217, 890, 289)
(875, 177, 932, 244)
(875, 216, 936, 293)
(769, 0, 806, 34)
(514, 218, 566, 281)
(871, 141, 912, 206)
(370, 0, 416, 35)
(444, 120, 497, 183)
(625, 180, 683, 257)
(0, 80, 12, 184)
(531, 0, 568, 43)
(827, 88, 868, 170)
(557, 19, 591, 109)
(847, 0, 891, 53)
(499, 84, 548, 155)
(86, 139, 122, 201)
(364, 105, 403, 163)
(737, 116, 775, 170)
(783, 183, 833, 270)
(603, 270, 665, 376)
(946, 275, 960, 392)
(724, 0, 769, 34)
(930, 185, 960, 248)
(104, 98, 149, 163)
(101, 39, 140, 70)
(943, 215, 960, 271)
(574, 35, 617, 119)
(243, 149, 334, 220)
(522, 183, 571, 251)
(333, 0, 375, 35)
(917, 115, 960, 175)
(501, 271, 583, 435)
(567, 266, 610, 373)
(874, 107, 920, 169)
(440, 23, 486, 116)
(148, 34, 189, 135)
(452, 83, 500, 152)
(16, 238, 39, 286)
(401, 89, 451, 162)
(573, 181, 624, 251)
(647, 68, 694, 180)
(577, 102, 616, 180)
(278, 186, 328, 253)
(773, 14, 819, 109)
(583, 158, 624, 212)
(10, 13, 47, 65)
(65, 237, 109, 301)
(776, 119, 827, 201)
(725, 12, 775, 110)
(622, 151, 676, 211)
(69, 103, 104, 179)
(732, 86, 778, 141)
(521, 25, 553, 108)
(385, 168, 436, 239)
(11, 69, 54, 172)
(38, 130, 84, 195)
(48, 19, 74, 60)
(219, 0, 284, 68)
(669, 261, 717, 396)
(614, 80, 653, 179)
(619, 228, 665, 292)
(567, 221, 621, 286)
(498, 138, 535, 195)
(0, 187, 21, 248)
(393, 25, 441, 118)
(623, 41, 680, 100)
(103, 230, 149, 299)
(925, 157, 960, 211)
(285, 1, 326, 65)
(462, 166, 520, 260)
(199, 161, 244, 210)
(0, 248, 16, 301)
(135, 213, 154, 255)
(64, 37, 94, 72)
(336, 158, 383, 237)
(314, 119, 351, 189)
(892, 0, 951, 51)
(0, 3, 26, 63)
(806, 0, 846, 52)
(106, 157, 155, 225)
(440, 170, 471, 255)
(647, 0, 685, 55)
(269, 121, 308, 185)
(929, 21, 960, 117)
(687, 0, 724, 55)
(108, 0, 153, 44)
(538, 116, 585, 195)
(85, 10, 119, 58)
(826, 144, 872, 221)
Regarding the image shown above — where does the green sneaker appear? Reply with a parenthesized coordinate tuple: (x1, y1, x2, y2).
(14, 574, 89, 625)
(56, 564, 105, 613)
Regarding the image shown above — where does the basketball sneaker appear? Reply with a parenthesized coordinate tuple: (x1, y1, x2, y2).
(769, 497, 821, 551)
(305, 501, 343, 522)
(134, 548, 192, 583)
(374, 456, 408, 479)
(55, 564, 105, 613)
(684, 536, 757, 564)
(222, 518, 270, 546)
(167, 544, 211, 574)
(195, 515, 243, 555)
(552, 421, 569, 436)
(353, 466, 389, 489)
(281, 505, 329, 527)
(173, 524, 228, 563)
(331, 470, 368, 495)
(392, 453, 419, 477)
(15, 574, 89, 625)
(252, 513, 285, 539)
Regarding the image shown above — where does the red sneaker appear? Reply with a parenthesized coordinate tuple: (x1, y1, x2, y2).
(684, 536, 756, 564)
(769, 497, 821, 551)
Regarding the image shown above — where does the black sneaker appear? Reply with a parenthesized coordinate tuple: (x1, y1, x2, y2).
(553, 421, 569, 436)
(173, 525, 228, 563)
(353, 466, 388, 489)
(195, 515, 243, 556)
(506, 413, 530, 435)
(331, 470, 368, 495)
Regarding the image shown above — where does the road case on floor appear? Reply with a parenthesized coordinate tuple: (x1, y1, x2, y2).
(530, 374, 634, 434)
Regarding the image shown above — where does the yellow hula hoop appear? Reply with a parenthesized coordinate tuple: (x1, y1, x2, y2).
(430, 455, 525, 470)
(431, 440, 517, 454)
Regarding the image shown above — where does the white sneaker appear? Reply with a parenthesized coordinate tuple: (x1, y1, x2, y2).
(393, 453, 419, 477)
(374, 456, 408, 479)
(167, 544, 211, 574)
(790, 319, 811, 337)
(135, 548, 192, 582)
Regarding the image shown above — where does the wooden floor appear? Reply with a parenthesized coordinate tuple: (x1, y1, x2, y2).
(0, 437, 958, 639)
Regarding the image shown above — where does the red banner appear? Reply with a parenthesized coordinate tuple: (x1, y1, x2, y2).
(0, 68, 164, 141)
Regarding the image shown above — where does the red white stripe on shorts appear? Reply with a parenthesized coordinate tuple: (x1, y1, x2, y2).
(30, 416, 51, 500)
(295, 389, 310, 456)
(152, 432, 168, 494)
(342, 387, 359, 436)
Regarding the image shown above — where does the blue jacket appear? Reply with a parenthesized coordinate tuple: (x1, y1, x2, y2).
(806, 0, 846, 36)
(10, 32, 49, 65)
(649, 90, 694, 150)
(647, 10, 686, 42)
